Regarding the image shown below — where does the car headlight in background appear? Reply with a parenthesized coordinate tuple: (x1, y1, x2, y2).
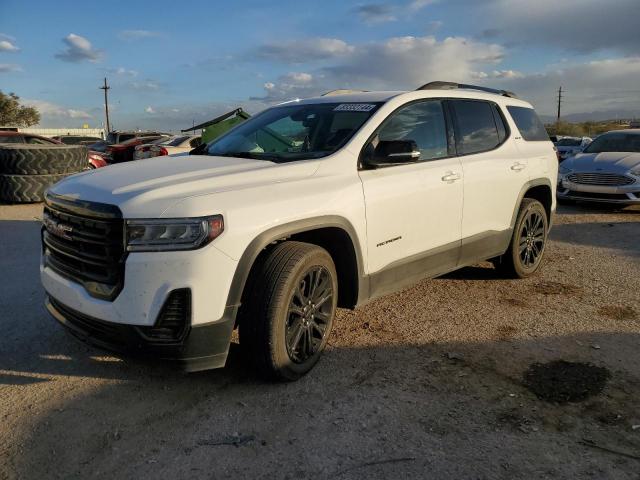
(558, 165, 572, 175)
(126, 215, 224, 252)
(630, 168, 640, 177)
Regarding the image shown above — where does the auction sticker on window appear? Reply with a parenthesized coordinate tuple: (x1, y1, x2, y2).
(333, 104, 377, 112)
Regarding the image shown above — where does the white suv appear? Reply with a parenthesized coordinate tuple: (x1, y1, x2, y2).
(41, 82, 557, 380)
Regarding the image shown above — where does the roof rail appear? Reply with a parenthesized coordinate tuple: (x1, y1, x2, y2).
(416, 81, 518, 99)
(321, 89, 369, 96)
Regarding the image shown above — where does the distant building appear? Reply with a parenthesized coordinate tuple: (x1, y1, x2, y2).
(0, 126, 105, 139)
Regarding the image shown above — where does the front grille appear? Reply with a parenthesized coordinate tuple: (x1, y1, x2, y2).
(567, 172, 635, 186)
(42, 193, 125, 301)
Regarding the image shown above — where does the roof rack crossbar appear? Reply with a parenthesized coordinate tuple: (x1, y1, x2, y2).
(416, 81, 518, 99)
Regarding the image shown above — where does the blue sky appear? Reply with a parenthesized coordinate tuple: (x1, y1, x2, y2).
(1, 0, 639, 130)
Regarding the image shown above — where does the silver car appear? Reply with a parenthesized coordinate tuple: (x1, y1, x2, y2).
(557, 129, 640, 205)
(555, 136, 591, 162)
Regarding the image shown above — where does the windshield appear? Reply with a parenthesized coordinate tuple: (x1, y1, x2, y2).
(206, 102, 382, 162)
(583, 133, 640, 154)
(556, 138, 581, 147)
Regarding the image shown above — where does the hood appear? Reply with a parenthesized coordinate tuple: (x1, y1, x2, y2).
(562, 151, 640, 173)
(50, 155, 318, 217)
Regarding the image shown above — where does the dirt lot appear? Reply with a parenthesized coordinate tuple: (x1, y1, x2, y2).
(1, 201, 640, 479)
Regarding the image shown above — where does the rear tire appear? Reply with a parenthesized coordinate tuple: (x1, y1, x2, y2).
(238, 241, 338, 381)
(494, 198, 548, 278)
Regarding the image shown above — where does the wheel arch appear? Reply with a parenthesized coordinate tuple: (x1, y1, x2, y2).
(510, 178, 554, 229)
(226, 216, 365, 314)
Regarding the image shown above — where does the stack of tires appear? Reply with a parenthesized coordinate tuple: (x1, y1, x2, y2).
(0, 144, 87, 203)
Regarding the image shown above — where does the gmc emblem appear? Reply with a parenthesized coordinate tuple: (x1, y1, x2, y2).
(44, 215, 73, 241)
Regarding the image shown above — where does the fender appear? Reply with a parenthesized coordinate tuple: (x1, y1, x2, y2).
(509, 178, 554, 229)
(225, 215, 366, 310)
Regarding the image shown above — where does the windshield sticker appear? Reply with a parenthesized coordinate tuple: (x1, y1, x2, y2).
(333, 104, 377, 112)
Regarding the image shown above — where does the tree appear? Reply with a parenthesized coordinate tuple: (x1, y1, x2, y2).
(0, 91, 40, 127)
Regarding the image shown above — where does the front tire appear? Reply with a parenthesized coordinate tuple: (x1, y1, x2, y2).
(238, 241, 338, 381)
(494, 198, 548, 278)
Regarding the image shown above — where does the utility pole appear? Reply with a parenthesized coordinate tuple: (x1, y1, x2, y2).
(556, 86, 563, 124)
(100, 77, 111, 133)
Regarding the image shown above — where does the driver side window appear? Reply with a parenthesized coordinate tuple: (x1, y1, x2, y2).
(378, 100, 448, 161)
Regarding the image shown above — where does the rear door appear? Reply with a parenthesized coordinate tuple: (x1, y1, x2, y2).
(450, 99, 527, 264)
(359, 99, 463, 283)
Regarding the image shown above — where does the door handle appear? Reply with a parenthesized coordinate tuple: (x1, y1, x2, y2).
(510, 162, 526, 172)
(441, 171, 461, 183)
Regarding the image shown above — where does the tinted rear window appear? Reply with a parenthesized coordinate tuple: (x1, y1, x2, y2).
(507, 106, 549, 141)
(452, 100, 501, 155)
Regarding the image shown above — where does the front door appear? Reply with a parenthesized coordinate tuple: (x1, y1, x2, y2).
(358, 99, 464, 295)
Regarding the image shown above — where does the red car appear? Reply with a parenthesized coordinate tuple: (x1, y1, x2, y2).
(105, 135, 168, 164)
(0, 131, 107, 169)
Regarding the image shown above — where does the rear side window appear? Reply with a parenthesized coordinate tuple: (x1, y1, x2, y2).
(451, 100, 502, 155)
(507, 106, 549, 141)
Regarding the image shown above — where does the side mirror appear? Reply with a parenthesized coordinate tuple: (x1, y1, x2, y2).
(361, 140, 420, 168)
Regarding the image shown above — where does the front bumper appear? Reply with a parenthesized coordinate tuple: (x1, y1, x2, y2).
(557, 178, 640, 205)
(46, 295, 236, 372)
(41, 243, 238, 328)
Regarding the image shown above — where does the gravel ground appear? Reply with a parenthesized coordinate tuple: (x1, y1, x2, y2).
(1, 201, 639, 479)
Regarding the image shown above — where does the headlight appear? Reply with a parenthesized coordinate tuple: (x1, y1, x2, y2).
(630, 168, 640, 177)
(558, 165, 572, 175)
(125, 215, 224, 252)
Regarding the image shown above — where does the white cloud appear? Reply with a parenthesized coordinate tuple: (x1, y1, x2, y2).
(0, 63, 21, 73)
(118, 30, 160, 40)
(145, 106, 155, 114)
(472, 69, 524, 79)
(323, 36, 504, 89)
(255, 35, 505, 101)
(129, 80, 161, 91)
(252, 38, 354, 64)
(113, 66, 138, 77)
(0, 40, 19, 52)
(55, 33, 102, 63)
(252, 72, 318, 101)
(24, 99, 92, 119)
(484, 57, 640, 116)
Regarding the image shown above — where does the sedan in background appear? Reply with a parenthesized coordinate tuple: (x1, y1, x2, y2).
(105, 135, 169, 164)
(51, 135, 103, 145)
(555, 136, 592, 162)
(558, 129, 640, 205)
(0, 131, 61, 145)
(133, 135, 202, 160)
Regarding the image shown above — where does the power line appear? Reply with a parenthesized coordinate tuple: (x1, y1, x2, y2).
(99, 77, 111, 133)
